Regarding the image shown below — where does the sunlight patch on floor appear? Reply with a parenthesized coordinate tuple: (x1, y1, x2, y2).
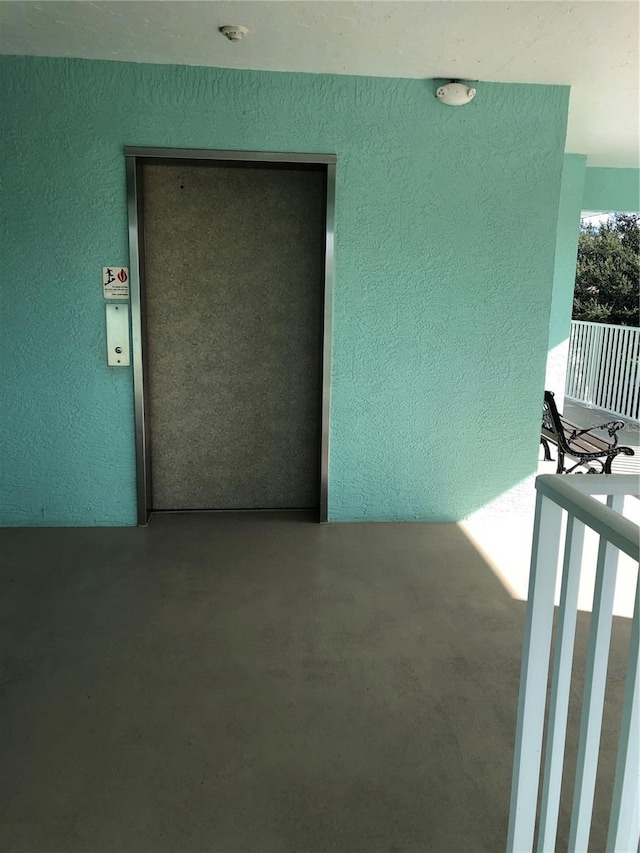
(460, 461, 639, 619)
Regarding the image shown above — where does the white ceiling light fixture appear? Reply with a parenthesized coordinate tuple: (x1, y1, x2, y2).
(219, 26, 249, 42)
(1, 1, 637, 164)
(436, 81, 476, 106)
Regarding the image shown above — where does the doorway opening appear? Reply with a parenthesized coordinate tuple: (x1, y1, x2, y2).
(125, 148, 336, 525)
(565, 211, 639, 424)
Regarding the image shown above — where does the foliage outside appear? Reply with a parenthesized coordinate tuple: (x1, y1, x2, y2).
(573, 213, 640, 326)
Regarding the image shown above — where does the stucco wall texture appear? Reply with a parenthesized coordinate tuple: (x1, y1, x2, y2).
(583, 167, 640, 214)
(548, 154, 588, 352)
(1, 55, 569, 525)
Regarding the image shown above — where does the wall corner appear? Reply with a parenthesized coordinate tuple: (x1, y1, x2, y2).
(545, 153, 587, 404)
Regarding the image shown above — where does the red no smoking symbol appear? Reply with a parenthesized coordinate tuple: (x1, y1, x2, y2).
(117, 269, 128, 283)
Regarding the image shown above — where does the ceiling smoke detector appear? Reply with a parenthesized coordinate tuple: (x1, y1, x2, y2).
(219, 25, 249, 42)
(436, 82, 476, 106)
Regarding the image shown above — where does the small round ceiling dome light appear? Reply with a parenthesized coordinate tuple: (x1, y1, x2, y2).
(219, 25, 249, 42)
(436, 82, 476, 106)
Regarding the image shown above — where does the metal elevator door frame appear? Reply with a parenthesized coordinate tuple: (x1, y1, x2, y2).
(125, 147, 337, 525)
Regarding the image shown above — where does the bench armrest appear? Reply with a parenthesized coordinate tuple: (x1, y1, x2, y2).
(567, 421, 626, 448)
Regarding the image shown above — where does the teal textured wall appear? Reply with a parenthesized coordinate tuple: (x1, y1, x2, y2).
(548, 154, 587, 351)
(1, 56, 569, 525)
(583, 167, 640, 213)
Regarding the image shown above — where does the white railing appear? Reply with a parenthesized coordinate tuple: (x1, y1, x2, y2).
(507, 474, 640, 853)
(566, 321, 640, 421)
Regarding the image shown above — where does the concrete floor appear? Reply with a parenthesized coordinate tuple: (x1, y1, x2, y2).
(0, 514, 632, 852)
(463, 397, 639, 615)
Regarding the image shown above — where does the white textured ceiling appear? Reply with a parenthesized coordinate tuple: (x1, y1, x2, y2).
(1, 1, 638, 167)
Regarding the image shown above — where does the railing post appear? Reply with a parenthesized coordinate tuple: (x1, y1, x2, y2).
(507, 493, 563, 853)
(579, 322, 587, 401)
(508, 476, 640, 853)
(609, 327, 622, 415)
(630, 328, 640, 420)
(566, 321, 639, 420)
(615, 326, 631, 417)
(593, 322, 601, 405)
(569, 495, 624, 852)
(537, 514, 586, 852)
(606, 573, 640, 852)
(603, 324, 613, 412)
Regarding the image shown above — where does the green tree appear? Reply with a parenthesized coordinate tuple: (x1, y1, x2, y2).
(573, 213, 639, 326)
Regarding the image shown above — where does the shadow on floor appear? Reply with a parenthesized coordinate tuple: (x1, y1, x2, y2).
(0, 514, 631, 852)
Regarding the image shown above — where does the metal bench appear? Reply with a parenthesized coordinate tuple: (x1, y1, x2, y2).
(541, 390, 635, 474)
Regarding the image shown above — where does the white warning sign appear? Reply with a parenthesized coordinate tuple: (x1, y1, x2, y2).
(103, 266, 129, 300)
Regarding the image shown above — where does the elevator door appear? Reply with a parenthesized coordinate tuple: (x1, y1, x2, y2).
(141, 161, 326, 511)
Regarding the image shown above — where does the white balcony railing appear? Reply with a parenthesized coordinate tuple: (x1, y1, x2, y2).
(507, 474, 640, 853)
(566, 321, 640, 421)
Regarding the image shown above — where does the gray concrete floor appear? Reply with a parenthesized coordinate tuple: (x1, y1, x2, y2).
(0, 514, 632, 852)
